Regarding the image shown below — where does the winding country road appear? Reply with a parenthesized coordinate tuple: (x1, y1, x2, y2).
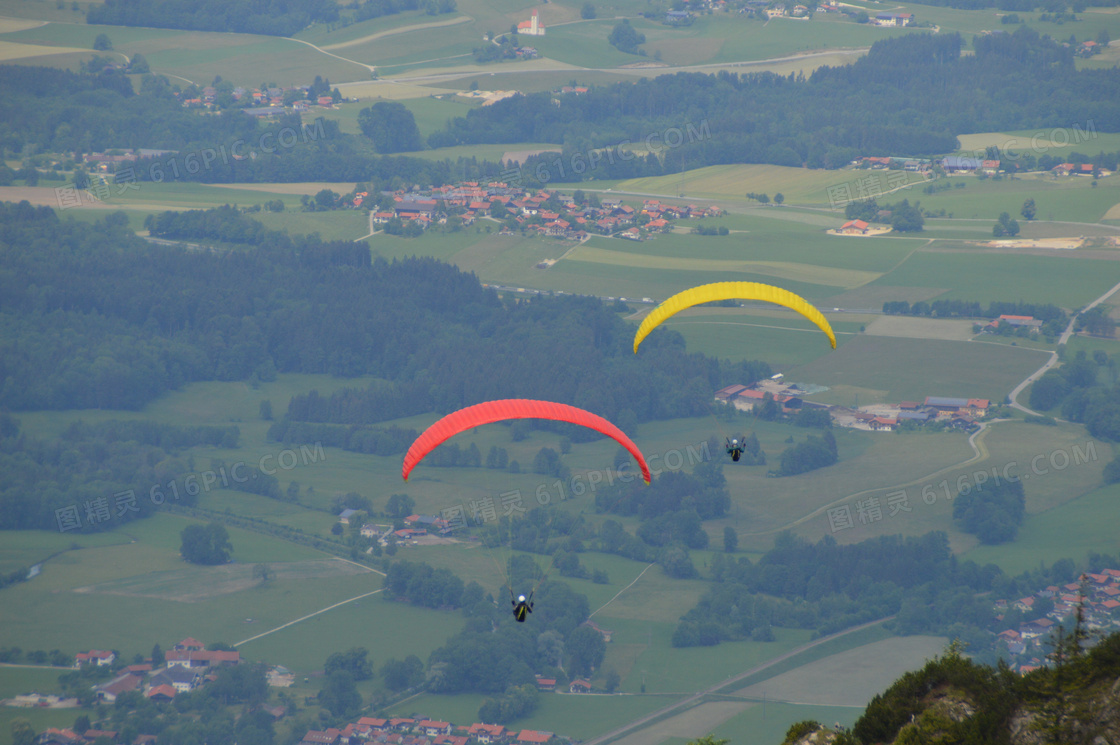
(1008, 277, 1120, 416)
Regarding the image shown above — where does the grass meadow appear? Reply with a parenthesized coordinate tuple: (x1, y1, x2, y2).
(908, 174, 1120, 223)
(656, 310, 865, 369)
(962, 479, 1120, 576)
(0, 530, 129, 575)
(867, 248, 1120, 307)
(0, 512, 379, 659)
(615, 165, 927, 205)
(788, 335, 1049, 404)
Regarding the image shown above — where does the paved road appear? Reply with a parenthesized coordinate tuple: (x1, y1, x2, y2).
(1008, 277, 1120, 415)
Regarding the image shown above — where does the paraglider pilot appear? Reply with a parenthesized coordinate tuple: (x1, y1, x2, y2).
(512, 592, 534, 622)
(726, 437, 744, 462)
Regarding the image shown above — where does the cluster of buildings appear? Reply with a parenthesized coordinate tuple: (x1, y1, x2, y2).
(73, 638, 241, 706)
(736, 3, 912, 20)
(1051, 162, 1112, 177)
(79, 149, 177, 173)
(370, 182, 722, 239)
(940, 156, 1111, 177)
(994, 571, 1120, 673)
(855, 156, 934, 172)
(980, 314, 1043, 334)
(178, 85, 342, 116)
(297, 670, 604, 745)
(299, 718, 559, 745)
(338, 511, 453, 545)
(715, 383, 990, 433)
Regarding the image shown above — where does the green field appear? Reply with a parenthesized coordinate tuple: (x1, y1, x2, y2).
(661, 311, 864, 369)
(0, 512, 383, 660)
(868, 248, 1120, 307)
(0, 531, 129, 575)
(615, 165, 927, 205)
(909, 174, 1120, 223)
(963, 477, 1120, 576)
(788, 334, 1049, 404)
(253, 209, 370, 240)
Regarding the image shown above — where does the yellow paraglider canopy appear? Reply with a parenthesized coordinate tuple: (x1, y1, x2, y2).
(633, 281, 837, 354)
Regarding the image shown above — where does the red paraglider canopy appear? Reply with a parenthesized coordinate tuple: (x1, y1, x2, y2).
(402, 399, 651, 484)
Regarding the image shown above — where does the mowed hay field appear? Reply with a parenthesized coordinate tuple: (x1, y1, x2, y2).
(735, 635, 946, 706)
(788, 334, 1049, 404)
(0, 512, 383, 662)
(654, 310, 865, 369)
(907, 175, 1120, 223)
(615, 165, 926, 205)
(868, 248, 1120, 307)
(563, 244, 879, 289)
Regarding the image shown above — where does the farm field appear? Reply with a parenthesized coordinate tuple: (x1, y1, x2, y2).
(734, 635, 947, 706)
(656, 310, 864, 369)
(614, 165, 927, 205)
(0, 530, 129, 575)
(0, 512, 383, 660)
(909, 175, 1120, 223)
(866, 248, 1120, 307)
(788, 334, 1049, 405)
(956, 130, 1120, 159)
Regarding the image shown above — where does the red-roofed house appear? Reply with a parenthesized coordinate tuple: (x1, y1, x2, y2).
(75, 651, 115, 667)
(147, 685, 177, 702)
(840, 219, 869, 235)
(965, 399, 989, 415)
(418, 722, 452, 737)
(432, 736, 467, 745)
(175, 638, 205, 651)
(389, 720, 415, 733)
(516, 732, 551, 745)
(870, 416, 897, 431)
(357, 719, 388, 732)
(466, 725, 504, 743)
(166, 649, 239, 668)
(38, 730, 81, 745)
(569, 679, 592, 694)
(535, 677, 556, 691)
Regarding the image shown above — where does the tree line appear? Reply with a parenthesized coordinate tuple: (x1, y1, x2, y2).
(429, 30, 1120, 179)
(88, 0, 342, 36)
(0, 413, 208, 530)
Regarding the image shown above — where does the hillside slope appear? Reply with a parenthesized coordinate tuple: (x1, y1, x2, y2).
(780, 625, 1120, 745)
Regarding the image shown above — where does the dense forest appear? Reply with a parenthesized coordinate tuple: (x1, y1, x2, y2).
(88, 0, 454, 36)
(87, 0, 341, 36)
(0, 66, 259, 155)
(434, 30, 1120, 180)
(0, 201, 768, 529)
